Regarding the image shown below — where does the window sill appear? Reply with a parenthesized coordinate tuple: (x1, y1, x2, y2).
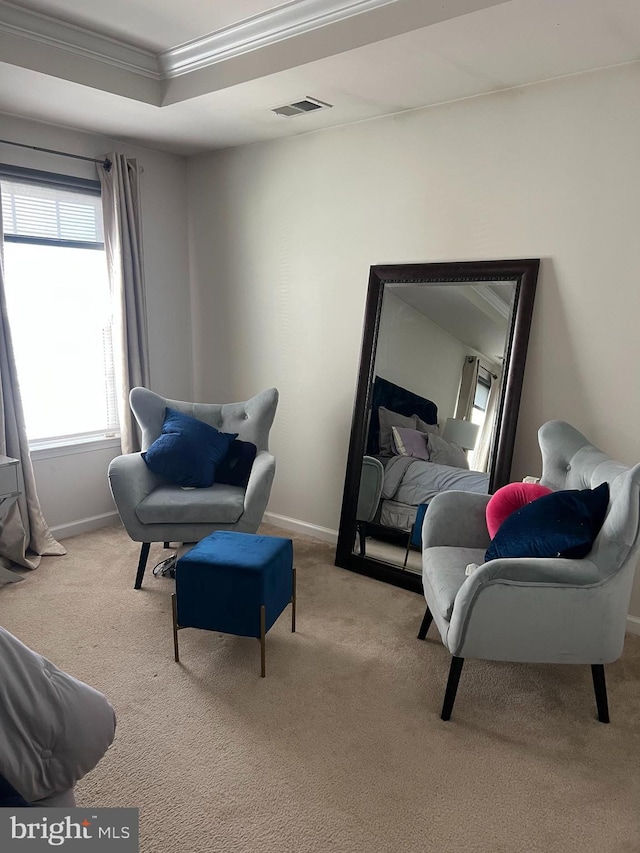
(29, 435, 122, 461)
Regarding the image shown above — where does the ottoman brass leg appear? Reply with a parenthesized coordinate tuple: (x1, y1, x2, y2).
(260, 605, 266, 677)
(171, 593, 180, 663)
(291, 567, 297, 633)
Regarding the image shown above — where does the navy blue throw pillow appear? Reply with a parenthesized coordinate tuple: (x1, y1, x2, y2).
(142, 408, 237, 488)
(485, 482, 609, 562)
(0, 771, 32, 807)
(215, 439, 257, 488)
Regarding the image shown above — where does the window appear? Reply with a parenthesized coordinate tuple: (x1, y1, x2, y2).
(1, 166, 117, 444)
(471, 368, 492, 426)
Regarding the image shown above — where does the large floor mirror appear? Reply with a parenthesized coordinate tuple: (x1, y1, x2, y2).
(335, 259, 539, 592)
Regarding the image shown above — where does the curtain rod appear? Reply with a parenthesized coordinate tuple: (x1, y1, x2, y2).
(0, 139, 111, 171)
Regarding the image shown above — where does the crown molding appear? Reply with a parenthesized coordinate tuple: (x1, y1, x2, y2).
(0, 0, 160, 79)
(0, 0, 401, 84)
(160, 0, 399, 77)
(469, 284, 511, 319)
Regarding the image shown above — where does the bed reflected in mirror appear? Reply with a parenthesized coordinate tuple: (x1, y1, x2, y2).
(335, 259, 539, 592)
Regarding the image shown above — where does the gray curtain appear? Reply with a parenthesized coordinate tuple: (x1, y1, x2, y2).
(0, 193, 66, 584)
(99, 154, 150, 454)
(454, 356, 480, 421)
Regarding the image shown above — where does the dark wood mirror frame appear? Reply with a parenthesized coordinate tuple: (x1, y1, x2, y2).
(335, 258, 539, 593)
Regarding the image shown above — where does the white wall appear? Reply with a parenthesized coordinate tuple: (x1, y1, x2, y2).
(187, 62, 640, 616)
(0, 114, 192, 537)
(375, 290, 467, 424)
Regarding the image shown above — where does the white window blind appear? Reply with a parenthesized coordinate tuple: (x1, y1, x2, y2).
(1, 172, 118, 444)
(1, 179, 103, 245)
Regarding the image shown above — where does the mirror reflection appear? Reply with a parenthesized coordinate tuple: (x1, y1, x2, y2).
(335, 258, 539, 592)
(356, 280, 515, 574)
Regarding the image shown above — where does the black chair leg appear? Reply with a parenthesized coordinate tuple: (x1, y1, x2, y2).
(163, 541, 170, 549)
(441, 656, 464, 721)
(417, 605, 433, 640)
(591, 664, 610, 723)
(134, 542, 151, 590)
(357, 524, 367, 557)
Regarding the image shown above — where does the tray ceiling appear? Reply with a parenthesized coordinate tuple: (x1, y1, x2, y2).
(0, 0, 639, 155)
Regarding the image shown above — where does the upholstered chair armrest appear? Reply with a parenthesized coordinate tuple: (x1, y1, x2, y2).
(39, 671, 117, 800)
(240, 451, 276, 530)
(0, 628, 116, 804)
(445, 557, 613, 660)
(108, 453, 163, 533)
(422, 491, 492, 549)
(457, 556, 601, 606)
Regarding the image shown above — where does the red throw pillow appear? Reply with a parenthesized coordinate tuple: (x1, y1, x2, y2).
(486, 482, 553, 538)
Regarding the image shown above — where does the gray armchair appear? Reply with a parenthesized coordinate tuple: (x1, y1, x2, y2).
(0, 626, 115, 806)
(418, 420, 640, 723)
(109, 387, 278, 589)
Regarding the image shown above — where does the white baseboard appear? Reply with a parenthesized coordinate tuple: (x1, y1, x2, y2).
(51, 511, 120, 540)
(627, 615, 640, 636)
(263, 512, 338, 545)
(53, 509, 338, 544)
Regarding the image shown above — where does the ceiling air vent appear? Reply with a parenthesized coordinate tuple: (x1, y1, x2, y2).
(271, 97, 332, 117)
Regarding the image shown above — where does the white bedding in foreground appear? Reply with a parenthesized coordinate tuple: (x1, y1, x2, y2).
(381, 455, 489, 506)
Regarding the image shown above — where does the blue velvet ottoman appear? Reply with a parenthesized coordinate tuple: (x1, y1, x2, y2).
(171, 531, 296, 676)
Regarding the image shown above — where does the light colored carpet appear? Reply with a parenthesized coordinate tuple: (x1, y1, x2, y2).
(2, 524, 640, 853)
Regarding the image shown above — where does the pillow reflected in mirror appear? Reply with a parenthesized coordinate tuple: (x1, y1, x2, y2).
(427, 433, 469, 469)
(378, 407, 418, 455)
(391, 426, 430, 461)
(415, 416, 440, 437)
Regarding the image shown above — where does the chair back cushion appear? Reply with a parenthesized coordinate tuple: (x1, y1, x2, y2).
(538, 420, 640, 577)
(539, 420, 625, 491)
(130, 387, 278, 453)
